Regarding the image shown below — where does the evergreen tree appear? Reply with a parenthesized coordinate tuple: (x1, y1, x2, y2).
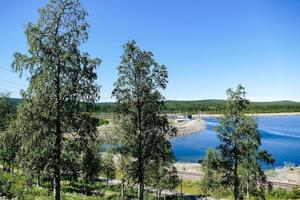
(0, 94, 19, 172)
(61, 139, 81, 183)
(0, 93, 11, 132)
(215, 85, 274, 200)
(81, 142, 101, 195)
(11, 0, 100, 199)
(102, 152, 116, 187)
(112, 40, 176, 200)
(147, 163, 179, 200)
(0, 127, 20, 173)
(201, 148, 222, 197)
(146, 135, 179, 199)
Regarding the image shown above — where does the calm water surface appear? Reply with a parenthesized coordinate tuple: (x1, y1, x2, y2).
(171, 115, 300, 168)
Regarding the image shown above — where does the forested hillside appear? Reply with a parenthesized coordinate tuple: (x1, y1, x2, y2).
(10, 98, 300, 114)
(94, 100, 300, 114)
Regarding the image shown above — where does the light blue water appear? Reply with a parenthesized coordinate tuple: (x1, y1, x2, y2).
(171, 116, 300, 168)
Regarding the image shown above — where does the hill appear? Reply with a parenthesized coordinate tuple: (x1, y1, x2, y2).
(10, 98, 300, 114)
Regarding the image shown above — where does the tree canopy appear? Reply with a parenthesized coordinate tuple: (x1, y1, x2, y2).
(112, 40, 177, 200)
(213, 85, 274, 200)
(11, 0, 100, 199)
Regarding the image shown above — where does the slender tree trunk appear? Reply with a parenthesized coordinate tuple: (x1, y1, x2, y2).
(37, 174, 40, 188)
(180, 179, 183, 198)
(54, 60, 61, 200)
(159, 189, 161, 200)
(53, 121, 61, 200)
(246, 180, 250, 200)
(234, 150, 239, 200)
(121, 179, 125, 199)
(138, 181, 144, 200)
(106, 172, 109, 188)
(137, 78, 144, 200)
(246, 174, 250, 200)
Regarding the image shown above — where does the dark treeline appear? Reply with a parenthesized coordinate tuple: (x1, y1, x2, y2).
(10, 98, 300, 114)
(93, 100, 300, 114)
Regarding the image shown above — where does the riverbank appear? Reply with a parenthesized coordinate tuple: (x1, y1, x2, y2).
(200, 112, 300, 118)
(97, 112, 300, 138)
(98, 116, 207, 138)
(174, 163, 300, 188)
(172, 118, 205, 136)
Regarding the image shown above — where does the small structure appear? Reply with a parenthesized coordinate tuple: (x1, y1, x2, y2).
(187, 115, 193, 120)
(177, 114, 186, 122)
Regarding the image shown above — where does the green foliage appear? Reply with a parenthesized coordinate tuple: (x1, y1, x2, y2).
(95, 99, 300, 114)
(0, 172, 26, 198)
(11, 98, 300, 114)
(266, 188, 300, 200)
(0, 172, 11, 197)
(81, 142, 102, 194)
(112, 40, 177, 200)
(211, 85, 274, 200)
(176, 180, 201, 195)
(200, 148, 222, 196)
(98, 118, 110, 126)
(0, 93, 12, 131)
(11, 0, 101, 199)
(146, 163, 179, 198)
(102, 152, 116, 186)
(0, 94, 20, 173)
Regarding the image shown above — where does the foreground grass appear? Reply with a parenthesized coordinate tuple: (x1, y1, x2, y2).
(0, 171, 159, 200)
(22, 187, 115, 200)
(175, 180, 202, 195)
(175, 179, 300, 200)
(1, 171, 300, 200)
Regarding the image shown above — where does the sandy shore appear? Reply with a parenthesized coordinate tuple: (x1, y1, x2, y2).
(98, 116, 207, 138)
(169, 112, 300, 136)
(98, 112, 300, 139)
(172, 118, 205, 136)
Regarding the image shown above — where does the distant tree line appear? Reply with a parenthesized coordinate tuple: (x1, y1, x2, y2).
(93, 100, 300, 114)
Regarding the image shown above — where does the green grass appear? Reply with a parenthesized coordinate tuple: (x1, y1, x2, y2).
(2, 171, 300, 200)
(98, 118, 110, 126)
(0, 171, 159, 200)
(265, 188, 300, 200)
(175, 180, 202, 195)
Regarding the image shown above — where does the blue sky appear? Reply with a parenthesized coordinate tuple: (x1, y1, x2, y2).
(0, 0, 299, 102)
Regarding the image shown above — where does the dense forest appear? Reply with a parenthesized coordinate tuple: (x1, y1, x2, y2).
(94, 100, 300, 114)
(10, 98, 300, 114)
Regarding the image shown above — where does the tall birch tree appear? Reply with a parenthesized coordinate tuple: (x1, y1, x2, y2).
(112, 40, 176, 200)
(12, 0, 100, 199)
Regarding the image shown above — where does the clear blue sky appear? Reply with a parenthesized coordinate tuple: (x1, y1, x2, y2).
(0, 0, 299, 102)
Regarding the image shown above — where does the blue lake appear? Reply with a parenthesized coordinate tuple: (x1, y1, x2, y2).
(171, 115, 300, 168)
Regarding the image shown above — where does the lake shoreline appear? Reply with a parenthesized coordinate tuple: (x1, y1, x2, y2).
(174, 162, 300, 187)
(172, 112, 300, 136)
(171, 115, 300, 169)
(200, 112, 300, 118)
